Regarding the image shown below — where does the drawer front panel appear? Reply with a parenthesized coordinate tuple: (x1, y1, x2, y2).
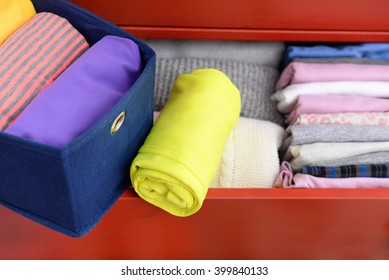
(70, 0, 389, 41)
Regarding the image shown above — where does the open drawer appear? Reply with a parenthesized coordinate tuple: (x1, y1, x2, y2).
(1, 0, 389, 260)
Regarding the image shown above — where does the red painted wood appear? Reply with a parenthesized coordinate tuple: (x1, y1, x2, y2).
(2, 188, 389, 259)
(122, 27, 389, 42)
(70, 0, 389, 41)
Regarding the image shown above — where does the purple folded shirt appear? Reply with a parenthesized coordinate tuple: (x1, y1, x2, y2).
(5, 35, 142, 146)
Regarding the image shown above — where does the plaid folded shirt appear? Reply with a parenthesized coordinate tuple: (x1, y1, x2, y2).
(300, 164, 389, 178)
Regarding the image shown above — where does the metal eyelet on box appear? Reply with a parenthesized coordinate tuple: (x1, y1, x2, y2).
(111, 111, 125, 134)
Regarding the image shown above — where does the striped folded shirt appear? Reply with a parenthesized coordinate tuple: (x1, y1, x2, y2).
(0, 12, 89, 130)
(300, 164, 389, 178)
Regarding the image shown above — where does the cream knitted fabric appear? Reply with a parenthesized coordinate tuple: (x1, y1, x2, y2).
(210, 117, 285, 188)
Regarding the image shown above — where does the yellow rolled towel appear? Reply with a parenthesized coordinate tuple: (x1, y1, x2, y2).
(130, 68, 241, 216)
(0, 0, 36, 45)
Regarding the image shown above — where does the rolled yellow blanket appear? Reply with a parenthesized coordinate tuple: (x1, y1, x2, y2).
(0, 0, 36, 45)
(130, 68, 241, 216)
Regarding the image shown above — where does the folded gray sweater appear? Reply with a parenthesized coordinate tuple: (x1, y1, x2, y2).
(144, 39, 285, 67)
(154, 57, 284, 125)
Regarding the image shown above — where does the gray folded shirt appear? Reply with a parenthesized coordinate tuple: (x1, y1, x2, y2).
(280, 124, 389, 157)
(155, 57, 284, 125)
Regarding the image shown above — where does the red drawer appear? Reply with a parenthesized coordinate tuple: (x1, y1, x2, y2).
(70, 0, 389, 41)
(2, 0, 389, 260)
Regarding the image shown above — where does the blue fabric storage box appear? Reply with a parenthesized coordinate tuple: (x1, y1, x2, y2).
(0, 0, 156, 237)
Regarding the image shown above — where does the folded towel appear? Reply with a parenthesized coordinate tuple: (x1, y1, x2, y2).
(0, 12, 89, 130)
(275, 62, 389, 90)
(294, 112, 389, 126)
(286, 95, 389, 124)
(0, 0, 36, 45)
(301, 164, 389, 178)
(143, 38, 285, 67)
(274, 161, 389, 188)
(307, 152, 389, 167)
(272, 81, 389, 113)
(5, 35, 141, 146)
(286, 142, 389, 171)
(130, 69, 241, 216)
(210, 117, 284, 188)
(282, 43, 389, 68)
(155, 57, 283, 125)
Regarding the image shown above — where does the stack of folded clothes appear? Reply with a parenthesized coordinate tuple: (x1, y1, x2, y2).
(272, 43, 389, 188)
(145, 39, 286, 190)
(1, 1, 143, 146)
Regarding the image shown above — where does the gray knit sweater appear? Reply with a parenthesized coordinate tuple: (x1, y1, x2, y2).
(154, 57, 284, 125)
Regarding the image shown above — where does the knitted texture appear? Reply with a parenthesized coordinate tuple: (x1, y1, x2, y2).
(144, 38, 285, 67)
(210, 117, 285, 188)
(155, 57, 283, 125)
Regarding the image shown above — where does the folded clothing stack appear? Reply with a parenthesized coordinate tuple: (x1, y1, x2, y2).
(2, 10, 142, 146)
(272, 43, 389, 188)
(155, 57, 282, 125)
(146, 39, 286, 193)
(0, 11, 89, 130)
(148, 39, 285, 126)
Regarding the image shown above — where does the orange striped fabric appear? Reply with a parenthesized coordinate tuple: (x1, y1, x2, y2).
(0, 12, 89, 130)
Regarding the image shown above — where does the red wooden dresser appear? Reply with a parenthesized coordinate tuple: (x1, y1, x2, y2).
(1, 0, 389, 260)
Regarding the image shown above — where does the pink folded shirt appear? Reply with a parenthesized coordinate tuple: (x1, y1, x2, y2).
(286, 95, 389, 124)
(275, 62, 389, 90)
(274, 161, 389, 189)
